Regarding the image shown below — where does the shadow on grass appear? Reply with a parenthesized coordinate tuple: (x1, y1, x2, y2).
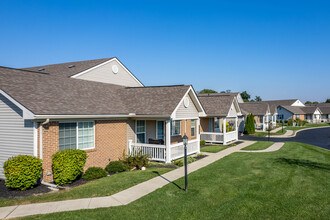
(275, 158, 330, 171)
(152, 171, 184, 191)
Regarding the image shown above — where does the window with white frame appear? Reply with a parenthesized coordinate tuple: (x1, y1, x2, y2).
(59, 122, 95, 151)
(171, 120, 181, 136)
(191, 120, 196, 136)
(136, 120, 146, 143)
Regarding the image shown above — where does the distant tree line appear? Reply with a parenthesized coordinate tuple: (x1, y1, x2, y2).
(305, 99, 330, 104)
(198, 89, 261, 102)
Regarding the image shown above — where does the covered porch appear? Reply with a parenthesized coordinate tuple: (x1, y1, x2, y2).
(128, 118, 200, 163)
(200, 116, 238, 145)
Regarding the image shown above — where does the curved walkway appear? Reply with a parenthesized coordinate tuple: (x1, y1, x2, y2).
(240, 127, 330, 150)
(239, 142, 284, 153)
(0, 141, 256, 219)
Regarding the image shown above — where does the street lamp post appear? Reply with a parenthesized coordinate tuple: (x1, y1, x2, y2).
(182, 134, 188, 192)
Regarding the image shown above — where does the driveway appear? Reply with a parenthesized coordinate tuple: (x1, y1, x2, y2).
(239, 127, 330, 150)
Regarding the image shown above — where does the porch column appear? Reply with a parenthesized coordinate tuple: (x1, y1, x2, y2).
(223, 117, 227, 145)
(235, 117, 238, 140)
(165, 119, 171, 163)
(196, 118, 200, 153)
(263, 116, 266, 131)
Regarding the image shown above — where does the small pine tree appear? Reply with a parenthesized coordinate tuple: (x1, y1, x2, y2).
(244, 113, 255, 134)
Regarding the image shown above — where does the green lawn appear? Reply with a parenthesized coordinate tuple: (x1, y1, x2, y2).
(253, 128, 287, 137)
(0, 168, 172, 207)
(286, 122, 330, 131)
(200, 145, 228, 153)
(23, 142, 330, 219)
(242, 141, 274, 150)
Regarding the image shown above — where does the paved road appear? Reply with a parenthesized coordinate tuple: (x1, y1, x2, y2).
(239, 127, 330, 150)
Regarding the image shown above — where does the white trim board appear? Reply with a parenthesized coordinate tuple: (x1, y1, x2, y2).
(70, 58, 144, 87)
(0, 89, 35, 119)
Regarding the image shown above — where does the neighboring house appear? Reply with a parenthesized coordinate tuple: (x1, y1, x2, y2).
(239, 102, 272, 131)
(305, 103, 330, 122)
(0, 58, 205, 182)
(197, 93, 242, 144)
(278, 105, 323, 123)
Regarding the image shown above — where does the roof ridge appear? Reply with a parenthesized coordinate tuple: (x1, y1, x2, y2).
(22, 57, 114, 69)
(0, 66, 49, 75)
(126, 84, 186, 89)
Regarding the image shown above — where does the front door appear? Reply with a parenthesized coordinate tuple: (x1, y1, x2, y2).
(157, 121, 164, 140)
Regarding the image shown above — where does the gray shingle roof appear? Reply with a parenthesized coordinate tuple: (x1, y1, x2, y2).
(0, 66, 190, 116)
(23, 58, 113, 77)
(255, 99, 298, 114)
(239, 102, 269, 116)
(280, 105, 321, 115)
(197, 94, 235, 116)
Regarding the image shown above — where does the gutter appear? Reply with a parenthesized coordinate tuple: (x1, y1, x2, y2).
(34, 114, 171, 120)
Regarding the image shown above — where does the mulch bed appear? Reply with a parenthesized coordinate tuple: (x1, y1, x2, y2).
(0, 179, 52, 199)
(194, 154, 207, 160)
(60, 177, 91, 189)
(148, 164, 177, 169)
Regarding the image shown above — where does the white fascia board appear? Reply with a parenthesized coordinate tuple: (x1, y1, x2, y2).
(70, 58, 144, 87)
(0, 89, 35, 119)
(34, 114, 170, 120)
(170, 86, 206, 118)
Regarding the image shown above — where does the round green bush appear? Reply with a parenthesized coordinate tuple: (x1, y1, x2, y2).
(200, 140, 206, 146)
(52, 149, 87, 185)
(3, 155, 42, 190)
(82, 167, 107, 180)
(105, 161, 127, 173)
(173, 156, 196, 167)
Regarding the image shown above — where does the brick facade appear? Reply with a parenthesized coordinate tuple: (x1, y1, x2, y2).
(171, 119, 197, 144)
(41, 120, 127, 183)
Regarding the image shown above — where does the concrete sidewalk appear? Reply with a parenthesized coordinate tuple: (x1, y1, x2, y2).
(239, 142, 284, 153)
(0, 141, 255, 219)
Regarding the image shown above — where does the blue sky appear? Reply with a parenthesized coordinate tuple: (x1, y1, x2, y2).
(0, 0, 329, 102)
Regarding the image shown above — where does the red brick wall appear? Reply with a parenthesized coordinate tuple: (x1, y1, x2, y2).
(41, 120, 127, 183)
(42, 121, 59, 182)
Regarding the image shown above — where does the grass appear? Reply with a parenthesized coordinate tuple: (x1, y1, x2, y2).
(23, 142, 330, 219)
(0, 167, 172, 207)
(242, 141, 274, 150)
(200, 145, 228, 153)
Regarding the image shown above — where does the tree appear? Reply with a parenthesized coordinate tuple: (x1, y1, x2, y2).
(305, 101, 312, 104)
(244, 113, 255, 134)
(255, 96, 262, 102)
(313, 101, 319, 104)
(241, 91, 251, 102)
(220, 91, 226, 93)
(198, 89, 217, 94)
(326, 99, 330, 103)
(226, 89, 231, 93)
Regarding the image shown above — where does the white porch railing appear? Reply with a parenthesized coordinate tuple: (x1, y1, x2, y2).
(200, 131, 237, 145)
(129, 141, 166, 162)
(170, 139, 199, 161)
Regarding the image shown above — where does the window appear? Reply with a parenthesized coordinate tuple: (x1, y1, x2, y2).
(136, 120, 146, 143)
(78, 122, 94, 149)
(296, 114, 300, 119)
(171, 120, 181, 136)
(214, 117, 220, 132)
(59, 123, 76, 150)
(191, 120, 196, 136)
(157, 121, 164, 140)
(59, 122, 95, 151)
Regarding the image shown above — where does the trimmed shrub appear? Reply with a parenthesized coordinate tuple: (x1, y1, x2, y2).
(200, 140, 206, 146)
(105, 161, 127, 173)
(82, 167, 107, 180)
(121, 152, 151, 170)
(288, 119, 294, 126)
(244, 113, 255, 134)
(52, 149, 87, 185)
(284, 120, 288, 124)
(173, 156, 196, 167)
(3, 155, 42, 190)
